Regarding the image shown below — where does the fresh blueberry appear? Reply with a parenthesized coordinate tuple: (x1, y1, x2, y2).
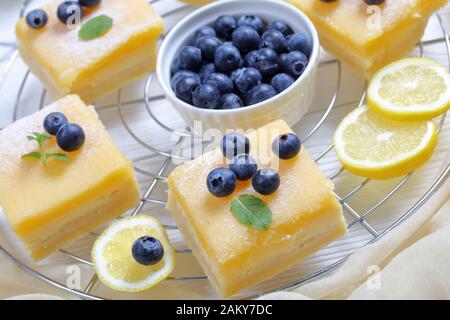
(238, 15, 265, 35)
(174, 75, 201, 104)
(207, 168, 237, 197)
(220, 93, 244, 109)
(287, 33, 312, 57)
(252, 169, 281, 195)
(198, 63, 216, 81)
(271, 73, 295, 93)
(278, 53, 288, 70)
(203, 73, 234, 95)
(244, 50, 259, 68)
(194, 35, 222, 62)
(57, 1, 84, 25)
(26, 9, 48, 29)
(178, 46, 202, 71)
(230, 154, 258, 181)
(78, 0, 101, 7)
(235, 68, 262, 94)
(214, 44, 242, 73)
(56, 124, 85, 152)
(170, 59, 181, 76)
(272, 133, 302, 160)
(268, 20, 293, 37)
(363, 0, 385, 5)
(192, 84, 221, 109)
(43, 112, 68, 136)
(260, 30, 287, 54)
(246, 84, 277, 105)
(191, 26, 217, 45)
(281, 51, 308, 78)
(232, 26, 260, 54)
(214, 15, 237, 40)
(132, 236, 164, 266)
(221, 133, 250, 159)
(171, 70, 200, 89)
(229, 68, 244, 85)
(254, 48, 279, 77)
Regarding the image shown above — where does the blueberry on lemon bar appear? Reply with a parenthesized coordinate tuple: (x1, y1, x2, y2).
(16, 0, 164, 103)
(167, 120, 347, 297)
(0, 95, 140, 261)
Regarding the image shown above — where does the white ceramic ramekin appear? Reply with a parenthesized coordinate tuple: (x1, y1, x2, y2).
(157, 0, 319, 132)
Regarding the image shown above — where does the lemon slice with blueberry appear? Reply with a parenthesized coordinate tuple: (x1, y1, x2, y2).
(92, 215, 175, 292)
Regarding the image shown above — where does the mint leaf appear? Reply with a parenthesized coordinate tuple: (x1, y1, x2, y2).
(21, 152, 42, 161)
(79, 15, 113, 41)
(22, 132, 70, 167)
(28, 132, 50, 149)
(231, 195, 272, 230)
(46, 153, 69, 162)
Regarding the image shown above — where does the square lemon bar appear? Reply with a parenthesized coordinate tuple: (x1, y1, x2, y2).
(288, 0, 449, 78)
(16, 0, 164, 103)
(167, 120, 347, 297)
(0, 95, 140, 261)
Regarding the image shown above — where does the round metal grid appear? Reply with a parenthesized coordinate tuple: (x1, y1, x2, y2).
(0, 0, 449, 300)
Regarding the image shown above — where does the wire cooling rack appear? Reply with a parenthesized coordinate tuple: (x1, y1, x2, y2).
(0, 0, 449, 300)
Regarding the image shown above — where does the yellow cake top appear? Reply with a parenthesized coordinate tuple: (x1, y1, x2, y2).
(168, 120, 336, 265)
(16, 0, 164, 89)
(0, 95, 133, 231)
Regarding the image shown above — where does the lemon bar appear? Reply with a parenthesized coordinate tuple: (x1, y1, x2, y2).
(0, 95, 140, 261)
(167, 120, 347, 297)
(288, 0, 449, 78)
(16, 0, 164, 103)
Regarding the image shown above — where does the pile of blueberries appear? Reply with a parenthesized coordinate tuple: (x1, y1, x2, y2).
(171, 15, 312, 110)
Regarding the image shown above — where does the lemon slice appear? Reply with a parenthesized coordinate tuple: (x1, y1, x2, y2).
(367, 58, 450, 121)
(334, 106, 437, 180)
(92, 215, 175, 292)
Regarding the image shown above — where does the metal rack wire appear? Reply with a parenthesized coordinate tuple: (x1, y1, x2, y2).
(0, 0, 449, 300)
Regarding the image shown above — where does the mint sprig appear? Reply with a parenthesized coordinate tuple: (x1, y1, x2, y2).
(230, 194, 272, 230)
(79, 15, 113, 41)
(22, 132, 69, 167)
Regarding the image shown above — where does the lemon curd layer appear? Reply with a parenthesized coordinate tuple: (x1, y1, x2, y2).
(167, 120, 347, 297)
(16, 0, 164, 103)
(0, 95, 141, 261)
(288, 0, 449, 78)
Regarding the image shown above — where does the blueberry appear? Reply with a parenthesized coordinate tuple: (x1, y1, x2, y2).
(178, 46, 202, 71)
(170, 59, 181, 76)
(252, 169, 280, 195)
(214, 44, 242, 73)
(244, 50, 259, 68)
(230, 154, 258, 181)
(271, 73, 295, 93)
(194, 35, 222, 62)
(221, 133, 250, 159)
(260, 30, 287, 54)
(246, 84, 277, 105)
(191, 26, 217, 45)
(214, 15, 237, 40)
(268, 21, 293, 37)
(272, 133, 302, 160)
(254, 48, 279, 77)
(229, 68, 244, 85)
(287, 33, 312, 57)
(281, 51, 308, 78)
(192, 84, 221, 109)
(278, 53, 288, 70)
(174, 75, 201, 104)
(43, 112, 68, 136)
(57, 1, 84, 25)
(363, 0, 385, 5)
(132, 236, 164, 266)
(235, 68, 262, 94)
(171, 70, 200, 90)
(220, 93, 244, 109)
(26, 9, 48, 29)
(203, 73, 233, 95)
(237, 15, 265, 35)
(207, 168, 237, 197)
(56, 123, 85, 152)
(78, 0, 101, 7)
(232, 26, 260, 54)
(198, 63, 216, 81)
